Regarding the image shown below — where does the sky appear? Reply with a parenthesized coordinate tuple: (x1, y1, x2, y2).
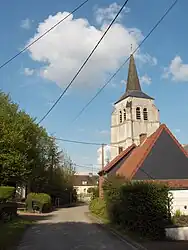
(0, 0, 188, 174)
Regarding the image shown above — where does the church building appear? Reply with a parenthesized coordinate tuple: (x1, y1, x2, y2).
(111, 54, 160, 160)
(98, 54, 188, 215)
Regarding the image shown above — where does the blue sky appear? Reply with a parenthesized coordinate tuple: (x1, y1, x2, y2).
(0, 0, 188, 173)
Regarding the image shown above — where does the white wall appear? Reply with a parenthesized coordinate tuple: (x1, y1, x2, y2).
(74, 185, 96, 195)
(170, 190, 188, 215)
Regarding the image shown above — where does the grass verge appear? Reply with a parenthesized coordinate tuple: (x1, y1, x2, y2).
(0, 217, 33, 250)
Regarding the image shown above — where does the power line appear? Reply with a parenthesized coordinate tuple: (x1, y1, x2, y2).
(38, 0, 130, 124)
(71, 0, 178, 123)
(0, 0, 89, 70)
(73, 163, 100, 170)
(55, 137, 102, 146)
(54, 137, 123, 148)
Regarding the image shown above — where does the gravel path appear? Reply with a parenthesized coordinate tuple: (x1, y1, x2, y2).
(17, 205, 139, 250)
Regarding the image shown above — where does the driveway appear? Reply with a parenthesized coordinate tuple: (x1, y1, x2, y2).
(17, 205, 140, 250)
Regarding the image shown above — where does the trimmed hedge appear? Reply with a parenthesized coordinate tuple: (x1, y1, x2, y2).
(0, 202, 17, 222)
(26, 193, 52, 213)
(90, 177, 171, 239)
(0, 186, 15, 203)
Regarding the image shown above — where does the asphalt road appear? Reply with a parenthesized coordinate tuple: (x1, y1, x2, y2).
(17, 205, 140, 250)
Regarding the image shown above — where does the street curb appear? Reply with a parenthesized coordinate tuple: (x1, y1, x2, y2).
(85, 212, 148, 250)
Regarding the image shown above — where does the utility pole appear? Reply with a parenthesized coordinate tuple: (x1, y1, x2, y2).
(99, 143, 105, 199)
(101, 144, 105, 170)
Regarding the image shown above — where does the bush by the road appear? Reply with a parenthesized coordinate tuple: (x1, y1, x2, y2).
(0, 186, 15, 203)
(0, 202, 18, 222)
(89, 198, 107, 219)
(90, 177, 171, 239)
(26, 193, 52, 213)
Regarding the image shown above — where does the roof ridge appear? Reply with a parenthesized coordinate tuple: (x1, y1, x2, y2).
(98, 144, 136, 175)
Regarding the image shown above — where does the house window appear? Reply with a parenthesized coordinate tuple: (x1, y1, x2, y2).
(119, 111, 122, 123)
(136, 107, 141, 120)
(123, 109, 126, 121)
(119, 146, 123, 154)
(143, 108, 148, 120)
(82, 181, 87, 185)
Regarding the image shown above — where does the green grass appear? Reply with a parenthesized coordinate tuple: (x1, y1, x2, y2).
(0, 217, 33, 250)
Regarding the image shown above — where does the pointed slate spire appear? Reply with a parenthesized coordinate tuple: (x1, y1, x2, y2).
(114, 52, 154, 104)
(126, 54, 141, 92)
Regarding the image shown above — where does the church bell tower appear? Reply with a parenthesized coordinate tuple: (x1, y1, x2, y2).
(110, 54, 160, 160)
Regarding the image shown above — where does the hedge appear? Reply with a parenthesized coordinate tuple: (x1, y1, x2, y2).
(26, 193, 52, 213)
(0, 202, 18, 222)
(0, 186, 15, 203)
(91, 177, 171, 239)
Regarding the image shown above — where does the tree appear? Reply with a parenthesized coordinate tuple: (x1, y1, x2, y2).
(0, 91, 76, 204)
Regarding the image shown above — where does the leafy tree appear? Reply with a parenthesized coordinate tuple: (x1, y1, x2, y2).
(0, 91, 76, 204)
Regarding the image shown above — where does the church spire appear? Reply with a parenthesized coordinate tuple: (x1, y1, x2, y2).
(126, 53, 141, 92)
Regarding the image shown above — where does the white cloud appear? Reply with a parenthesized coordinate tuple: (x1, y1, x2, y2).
(140, 74, 152, 85)
(25, 5, 156, 89)
(163, 56, 188, 82)
(21, 18, 33, 30)
(24, 68, 34, 76)
(97, 145, 110, 165)
(136, 53, 157, 66)
(94, 2, 130, 25)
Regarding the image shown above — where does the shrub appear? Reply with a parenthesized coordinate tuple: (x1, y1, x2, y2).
(174, 209, 183, 217)
(119, 181, 170, 239)
(90, 187, 99, 199)
(26, 193, 52, 213)
(0, 186, 15, 203)
(103, 177, 171, 239)
(172, 215, 188, 227)
(89, 198, 107, 219)
(0, 202, 17, 222)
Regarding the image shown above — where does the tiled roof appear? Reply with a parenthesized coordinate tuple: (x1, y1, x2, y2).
(142, 179, 188, 189)
(73, 175, 98, 186)
(117, 124, 188, 178)
(98, 144, 136, 175)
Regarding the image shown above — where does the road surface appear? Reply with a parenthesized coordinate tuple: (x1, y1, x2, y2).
(17, 205, 139, 250)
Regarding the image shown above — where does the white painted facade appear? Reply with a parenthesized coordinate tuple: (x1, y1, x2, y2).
(170, 190, 188, 215)
(111, 96, 160, 160)
(74, 185, 97, 195)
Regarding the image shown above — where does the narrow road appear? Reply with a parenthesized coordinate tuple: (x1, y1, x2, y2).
(17, 205, 139, 250)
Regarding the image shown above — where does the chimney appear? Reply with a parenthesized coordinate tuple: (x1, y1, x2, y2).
(139, 133, 147, 145)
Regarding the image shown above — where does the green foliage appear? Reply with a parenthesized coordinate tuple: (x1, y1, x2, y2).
(0, 202, 18, 222)
(118, 181, 170, 239)
(91, 187, 99, 199)
(98, 177, 171, 239)
(0, 186, 15, 203)
(174, 209, 183, 217)
(172, 215, 188, 227)
(0, 91, 75, 205)
(89, 198, 107, 218)
(26, 193, 52, 213)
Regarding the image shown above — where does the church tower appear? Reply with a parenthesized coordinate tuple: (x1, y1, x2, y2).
(111, 54, 160, 160)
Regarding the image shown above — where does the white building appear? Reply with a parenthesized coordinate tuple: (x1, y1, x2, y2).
(111, 54, 160, 160)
